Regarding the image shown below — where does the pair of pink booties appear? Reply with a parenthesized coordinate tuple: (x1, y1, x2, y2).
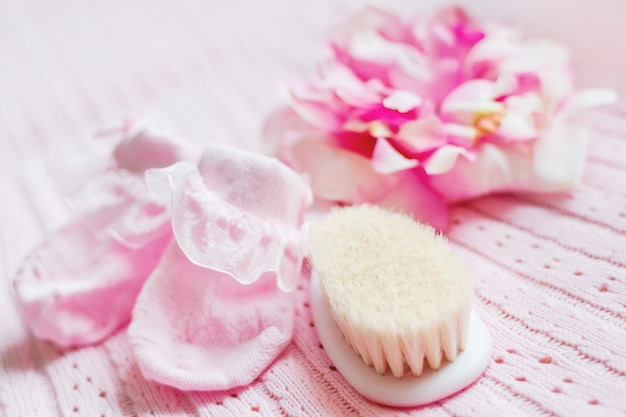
(13, 125, 313, 391)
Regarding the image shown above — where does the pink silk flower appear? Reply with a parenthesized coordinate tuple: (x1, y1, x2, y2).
(263, 6, 616, 231)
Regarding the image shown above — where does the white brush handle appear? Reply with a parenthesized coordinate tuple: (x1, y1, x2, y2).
(310, 272, 493, 408)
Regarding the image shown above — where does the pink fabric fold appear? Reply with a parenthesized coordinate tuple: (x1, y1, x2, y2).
(130, 145, 312, 390)
(15, 121, 313, 390)
(128, 241, 296, 391)
(13, 125, 199, 347)
(112, 125, 200, 173)
(70, 172, 173, 249)
(146, 145, 313, 292)
(13, 221, 171, 347)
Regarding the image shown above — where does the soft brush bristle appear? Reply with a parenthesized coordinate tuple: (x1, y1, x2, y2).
(308, 205, 473, 377)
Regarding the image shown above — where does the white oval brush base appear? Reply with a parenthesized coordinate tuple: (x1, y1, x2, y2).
(310, 273, 492, 408)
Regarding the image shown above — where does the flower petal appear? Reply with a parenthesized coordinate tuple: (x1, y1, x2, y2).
(387, 49, 435, 96)
(423, 145, 467, 175)
(261, 107, 316, 151)
(396, 116, 446, 154)
(464, 31, 519, 76)
(382, 90, 423, 113)
(428, 143, 517, 201)
(440, 80, 500, 123)
(330, 5, 411, 46)
(290, 96, 345, 132)
(532, 120, 587, 191)
(496, 111, 537, 141)
(371, 137, 418, 174)
(282, 134, 396, 203)
(443, 79, 496, 102)
(375, 170, 448, 232)
(348, 31, 404, 65)
(500, 39, 569, 76)
(561, 88, 618, 114)
(129, 241, 295, 391)
(430, 120, 588, 201)
(424, 6, 485, 58)
(442, 123, 479, 147)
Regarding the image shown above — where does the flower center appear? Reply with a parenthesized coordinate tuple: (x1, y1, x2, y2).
(368, 121, 393, 138)
(473, 109, 505, 137)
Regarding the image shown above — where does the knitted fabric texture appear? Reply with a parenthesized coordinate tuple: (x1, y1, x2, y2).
(1, 0, 626, 416)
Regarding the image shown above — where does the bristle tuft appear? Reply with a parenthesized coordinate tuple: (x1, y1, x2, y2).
(309, 204, 473, 378)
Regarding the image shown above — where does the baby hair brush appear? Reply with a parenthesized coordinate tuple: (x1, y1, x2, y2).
(308, 205, 491, 407)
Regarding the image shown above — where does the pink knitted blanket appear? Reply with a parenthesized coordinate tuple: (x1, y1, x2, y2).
(1, 0, 625, 416)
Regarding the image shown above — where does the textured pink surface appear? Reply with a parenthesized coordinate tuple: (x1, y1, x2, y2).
(1, 1, 626, 416)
